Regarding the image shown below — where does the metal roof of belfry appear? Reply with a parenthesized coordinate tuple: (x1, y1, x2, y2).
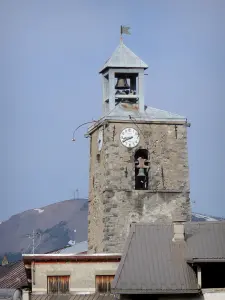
(100, 41, 148, 73)
(103, 104, 186, 122)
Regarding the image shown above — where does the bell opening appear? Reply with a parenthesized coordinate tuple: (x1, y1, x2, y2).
(135, 149, 149, 190)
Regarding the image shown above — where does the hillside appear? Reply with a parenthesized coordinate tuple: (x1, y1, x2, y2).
(0, 199, 88, 261)
(0, 199, 224, 263)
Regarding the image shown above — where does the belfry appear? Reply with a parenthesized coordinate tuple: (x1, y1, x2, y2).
(87, 29, 191, 253)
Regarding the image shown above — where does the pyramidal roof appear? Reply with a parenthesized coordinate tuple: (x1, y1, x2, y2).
(100, 41, 148, 73)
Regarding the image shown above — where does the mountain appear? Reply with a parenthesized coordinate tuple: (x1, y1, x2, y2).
(0, 199, 224, 263)
(0, 199, 88, 262)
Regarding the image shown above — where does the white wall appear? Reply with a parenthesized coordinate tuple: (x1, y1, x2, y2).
(203, 290, 225, 299)
(158, 290, 225, 300)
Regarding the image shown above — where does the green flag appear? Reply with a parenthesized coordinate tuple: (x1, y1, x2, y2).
(120, 25, 131, 35)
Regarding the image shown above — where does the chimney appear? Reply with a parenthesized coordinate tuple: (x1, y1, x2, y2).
(172, 211, 186, 242)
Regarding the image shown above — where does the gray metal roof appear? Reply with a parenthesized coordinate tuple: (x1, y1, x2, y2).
(104, 104, 186, 122)
(88, 104, 187, 134)
(31, 294, 117, 300)
(49, 241, 88, 254)
(100, 42, 148, 73)
(185, 221, 225, 260)
(112, 222, 225, 294)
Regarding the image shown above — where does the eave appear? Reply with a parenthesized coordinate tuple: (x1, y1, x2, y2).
(187, 258, 225, 263)
(22, 253, 121, 264)
(87, 118, 190, 137)
(112, 288, 200, 295)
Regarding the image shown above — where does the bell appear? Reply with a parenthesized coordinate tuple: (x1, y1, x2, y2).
(115, 78, 130, 90)
(137, 168, 145, 177)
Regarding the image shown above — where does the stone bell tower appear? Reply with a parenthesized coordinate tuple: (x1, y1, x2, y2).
(87, 40, 191, 254)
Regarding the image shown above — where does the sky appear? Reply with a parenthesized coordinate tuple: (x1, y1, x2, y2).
(0, 0, 225, 220)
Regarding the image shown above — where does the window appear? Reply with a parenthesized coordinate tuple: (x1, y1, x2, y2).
(135, 149, 149, 190)
(201, 263, 225, 289)
(47, 276, 70, 294)
(95, 275, 114, 293)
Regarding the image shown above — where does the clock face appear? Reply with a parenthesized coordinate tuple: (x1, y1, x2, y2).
(120, 127, 140, 148)
(97, 129, 103, 151)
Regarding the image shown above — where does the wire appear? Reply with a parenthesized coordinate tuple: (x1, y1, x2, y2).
(72, 103, 119, 141)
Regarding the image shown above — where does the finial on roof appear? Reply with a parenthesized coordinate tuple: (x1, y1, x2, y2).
(1, 255, 8, 266)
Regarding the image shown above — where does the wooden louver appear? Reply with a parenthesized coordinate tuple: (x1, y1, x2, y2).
(47, 276, 70, 294)
(96, 275, 114, 293)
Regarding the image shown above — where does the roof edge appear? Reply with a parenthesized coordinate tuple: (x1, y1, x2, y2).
(187, 258, 225, 263)
(112, 289, 200, 294)
(22, 253, 121, 262)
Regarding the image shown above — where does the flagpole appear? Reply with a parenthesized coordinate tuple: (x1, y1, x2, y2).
(120, 25, 123, 43)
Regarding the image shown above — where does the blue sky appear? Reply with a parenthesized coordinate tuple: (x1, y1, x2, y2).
(1, 0, 225, 220)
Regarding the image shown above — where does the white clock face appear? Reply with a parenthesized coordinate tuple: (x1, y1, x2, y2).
(97, 129, 103, 151)
(120, 128, 140, 148)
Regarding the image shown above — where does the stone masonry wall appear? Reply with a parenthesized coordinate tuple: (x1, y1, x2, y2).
(88, 121, 191, 253)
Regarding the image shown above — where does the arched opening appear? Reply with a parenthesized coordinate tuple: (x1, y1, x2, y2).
(134, 149, 149, 190)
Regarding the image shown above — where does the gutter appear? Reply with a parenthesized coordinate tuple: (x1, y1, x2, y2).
(187, 258, 225, 263)
(112, 289, 200, 294)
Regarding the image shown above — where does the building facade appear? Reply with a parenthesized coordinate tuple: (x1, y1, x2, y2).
(88, 41, 191, 254)
(23, 254, 120, 295)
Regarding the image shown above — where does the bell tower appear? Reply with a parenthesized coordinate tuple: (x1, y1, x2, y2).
(87, 40, 191, 254)
(101, 41, 147, 115)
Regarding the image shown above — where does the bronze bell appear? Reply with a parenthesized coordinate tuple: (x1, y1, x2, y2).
(137, 168, 146, 177)
(115, 78, 130, 90)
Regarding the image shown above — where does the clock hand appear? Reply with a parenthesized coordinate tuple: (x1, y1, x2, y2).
(122, 136, 133, 142)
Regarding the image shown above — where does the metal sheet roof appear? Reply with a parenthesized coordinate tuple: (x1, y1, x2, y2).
(0, 261, 27, 289)
(58, 241, 88, 254)
(186, 222, 225, 260)
(103, 104, 186, 122)
(31, 294, 117, 300)
(113, 222, 225, 294)
(88, 103, 187, 134)
(112, 223, 199, 294)
(100, 42, 148, 73)
(49, 241, 88, 254)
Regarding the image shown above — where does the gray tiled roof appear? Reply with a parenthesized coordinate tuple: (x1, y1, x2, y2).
(100, 42, 148, 73)
(0, 261, 27, 289)
(112, 222, 225, 294)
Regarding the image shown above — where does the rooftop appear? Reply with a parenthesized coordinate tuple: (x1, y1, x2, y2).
(47, 241, 88, 254)
(0, 261, 27, 289)
(87, 103, 188, 135)
(31, 294, 116, 300)
(112, 221, 225, 294)
(100, 41, 148, 73)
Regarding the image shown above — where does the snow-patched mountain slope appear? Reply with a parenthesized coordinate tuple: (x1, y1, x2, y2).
(0, 199, 224, 262)
(192, 212, 225, 222)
